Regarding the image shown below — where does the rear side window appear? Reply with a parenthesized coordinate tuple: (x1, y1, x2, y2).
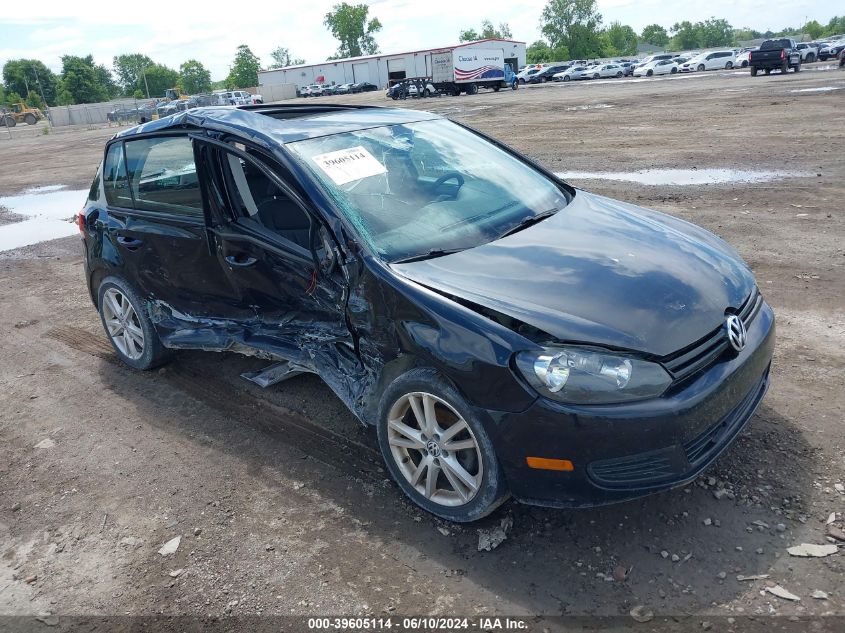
(124, 136, 202, 216)
(103, 143, 132, 208)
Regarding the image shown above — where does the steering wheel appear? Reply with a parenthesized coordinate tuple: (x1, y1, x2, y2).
(432, 172, 465, 191)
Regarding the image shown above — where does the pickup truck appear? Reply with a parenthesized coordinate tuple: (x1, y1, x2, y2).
(749, 39, 802, 76)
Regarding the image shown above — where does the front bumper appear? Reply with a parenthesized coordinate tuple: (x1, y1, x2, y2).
(486, 301, 775, 508)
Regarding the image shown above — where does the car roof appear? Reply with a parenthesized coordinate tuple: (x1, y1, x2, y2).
(112, 105, 442, 146)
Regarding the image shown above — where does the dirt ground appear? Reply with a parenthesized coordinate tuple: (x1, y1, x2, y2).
(1, 63, 844, 630)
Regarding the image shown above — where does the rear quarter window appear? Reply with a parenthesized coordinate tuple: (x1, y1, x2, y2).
(103, 143, 132, 208)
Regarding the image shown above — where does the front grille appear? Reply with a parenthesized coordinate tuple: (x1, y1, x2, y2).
(663, 288, 761, 383)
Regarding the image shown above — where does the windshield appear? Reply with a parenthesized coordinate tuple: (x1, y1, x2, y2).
(288, 119, 570, 262)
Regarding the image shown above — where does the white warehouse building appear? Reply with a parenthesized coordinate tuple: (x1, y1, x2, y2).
(258, 38, 526, 92)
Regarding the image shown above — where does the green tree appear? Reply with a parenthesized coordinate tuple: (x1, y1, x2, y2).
(603, 22, 638, 56)
(226, 45, 261, 88)
(95, 63, 119, 98)
(526, 40, 552, 63)
(2, 59, 58, 106)
(460, 19, 512, 42)
(179, 59, 212, 94)
(324, 3, 382, 58)
(801, 20, 824, 39)
(139, 63, 180, 97)
(112, 54, 154, 95)
(5, 90, 22, 107)
(824, 16, 845, 36)
(541, 0, 604, 59)
(24, 90, 44, 109)
(268, 47, 305, 69)
(670, 21, 700, 50)
(699, 18, 734, 47)
(640, 24, 669, 47)
(60, 55, 109, 104)
(133, 89, 144, 99)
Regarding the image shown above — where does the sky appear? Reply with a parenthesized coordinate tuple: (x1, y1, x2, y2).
(0, 0, 837, 81)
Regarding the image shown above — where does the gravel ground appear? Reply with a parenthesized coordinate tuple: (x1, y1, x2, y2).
(0, 62, 843, 631)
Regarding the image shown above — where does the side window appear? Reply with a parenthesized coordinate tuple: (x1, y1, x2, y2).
(124, 136, 203, 216)
(218, 147, 312, 250)
(103, 142, 132, 208)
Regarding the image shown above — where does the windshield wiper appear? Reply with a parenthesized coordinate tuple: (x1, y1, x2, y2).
(497, 208, 559, 239)
(391, 248, 466, 264)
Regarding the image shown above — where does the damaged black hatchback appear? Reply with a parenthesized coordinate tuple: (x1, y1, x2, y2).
(81, 104, 774, 522)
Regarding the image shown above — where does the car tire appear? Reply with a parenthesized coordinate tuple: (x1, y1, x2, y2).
(616, 71, 623, 78)
(423, 88, 431, 97)
(97, 276, 172, 371)
(806, 54, 815, 63)
(697, 64, 705, 72)
(493, 85, 500, 92)
(647, 69, 653, 76)
(465, 83, 478, 95)
(742, 60, 749, 68)
(376, 368, 510, 523)
(794, 62, 801, 72)
(782, 60, 789, 74)
(4, 115, 16, 127)
(670, 67, 678, 74)
(750, 66, 758, 76)
(563, 75, 570, 82)
(725, 61, 733, 69)
(24, 113, 37, 125)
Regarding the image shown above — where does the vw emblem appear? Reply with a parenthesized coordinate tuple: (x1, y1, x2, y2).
(725, 314, 747, 352)
(426, 440, 442, 458)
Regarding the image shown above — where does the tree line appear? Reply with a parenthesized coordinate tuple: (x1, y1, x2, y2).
(520, 1, 845, 63)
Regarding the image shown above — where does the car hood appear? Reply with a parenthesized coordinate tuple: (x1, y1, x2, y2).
(391, 190, 755, 357)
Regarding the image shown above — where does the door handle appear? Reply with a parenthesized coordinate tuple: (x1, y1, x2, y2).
(116, 235, 143, 250)
(225, 254, 258, 267)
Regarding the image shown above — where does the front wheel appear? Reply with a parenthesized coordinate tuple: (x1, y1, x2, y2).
(98, 277, 171, 370)
(794, 62, 801, 73)
(616, 71, 623, 78)
(377, 369, 509, 522)
(646, 69, 653, 76)
(3, 116, 16, 127)
(697, 64, 705, 72)
(24, 113, 37, 125)
(465, 83, 478, 95)
(806, 54, 815, 63)
(563, 75, 570, 82)
(670, 67, 678, 74)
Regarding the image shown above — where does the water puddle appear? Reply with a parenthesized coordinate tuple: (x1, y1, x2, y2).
(565, 103, 613, 111)
(790, 86, 843, 93)
(554, 168, 812, 186)
(0, 185, 87, 252)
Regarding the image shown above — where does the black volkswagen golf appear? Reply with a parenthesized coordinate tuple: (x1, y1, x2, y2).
(80, 104, 775, 522)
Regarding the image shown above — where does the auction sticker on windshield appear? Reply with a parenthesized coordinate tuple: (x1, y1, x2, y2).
(312, 146, 387, 185)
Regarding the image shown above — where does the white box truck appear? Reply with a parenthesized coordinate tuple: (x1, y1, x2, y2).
(431, 48, 517, 95)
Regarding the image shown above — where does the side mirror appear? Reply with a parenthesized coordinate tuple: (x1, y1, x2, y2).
(311, 224, 337, 276)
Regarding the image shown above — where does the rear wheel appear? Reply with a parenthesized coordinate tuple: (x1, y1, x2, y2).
(615, 71, 623, 78)
(3, 116, 15, 127)
(794, 62, 801, 72)
(725, 61, 733, 69)
(782, 60, 789, 74)
(98, 277, 172, 371)
(465, 83, 478, 95)
(750, 66, 758, 76)
(741, 60, 749, 68)
(377, 369, 509, 522)
(24, 113, 37, 125)
(492, 85, 500, 92)
(806, 53, 815, 63)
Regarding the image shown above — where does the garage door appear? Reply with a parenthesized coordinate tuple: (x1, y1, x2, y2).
(352, 62, 370, 83)
(387, 58, 406, 82)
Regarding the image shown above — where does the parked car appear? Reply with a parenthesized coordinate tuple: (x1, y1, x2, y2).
(408, 79, 437, 97)
(554, 66, 590, 81)
(679, 51, 736, 72)
(749, 39, 802, 76)
(734, 49, 756, 68)
(516, 65, 543, 84)
(795, 43, 819, 63)
(80, 104, 775, 522)
(528, 64, 570, 83)
(635, 54, 675, 69)
(588, 64, 625, 79)
(301, 84, 323, 97)
(818, 39, 845, 61)
(633, 59, 678, 77)
(352, 82, 379, 92)
(334, 83, 354, 94)
(107, 107, 140, 123)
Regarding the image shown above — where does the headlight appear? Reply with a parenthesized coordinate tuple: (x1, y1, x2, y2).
(515, 347, 672, 405)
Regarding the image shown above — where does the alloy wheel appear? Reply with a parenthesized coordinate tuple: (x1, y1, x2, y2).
(102, 287, 145, 360)
(386, 392, 483, 507)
